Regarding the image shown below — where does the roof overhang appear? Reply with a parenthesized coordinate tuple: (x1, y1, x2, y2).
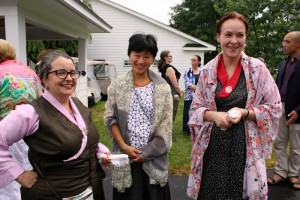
(0, 0, 112, 40)
(182, 42, 216, 51)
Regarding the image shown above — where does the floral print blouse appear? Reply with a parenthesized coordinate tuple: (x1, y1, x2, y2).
(187, 52, 282, 200)
(128, 82, 154, 149)
(0, 60, 40, 118)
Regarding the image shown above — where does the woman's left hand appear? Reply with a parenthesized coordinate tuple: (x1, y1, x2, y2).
(226, 108, 243, 124)
(100, 152, 111, 167)
(132, 156, 144, 163)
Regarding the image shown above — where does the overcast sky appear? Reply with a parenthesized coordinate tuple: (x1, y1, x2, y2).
(110, 0, 183, 24)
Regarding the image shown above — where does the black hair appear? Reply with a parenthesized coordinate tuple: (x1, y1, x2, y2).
(127, 33, 158, 58)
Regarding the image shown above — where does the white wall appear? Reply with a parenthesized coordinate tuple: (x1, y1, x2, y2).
(88, 0, 208, 90)
(74, 76, 88, 106)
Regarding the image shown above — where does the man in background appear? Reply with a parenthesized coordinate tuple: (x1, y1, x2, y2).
(268, 31, 300, 190)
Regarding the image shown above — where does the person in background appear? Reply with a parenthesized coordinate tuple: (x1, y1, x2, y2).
(182, 55, 201, 134)
(0, 39, 41, 200)
(157, 50, 182, 122)
(104, 33, 172, 200)
(267, 31, 300, 190)
(0, 51, 110, 200)
(187, 12, 281, 200)
(35, 49, 63, 75)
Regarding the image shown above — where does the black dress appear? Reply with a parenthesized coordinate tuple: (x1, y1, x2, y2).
(197, 71, 247, 200)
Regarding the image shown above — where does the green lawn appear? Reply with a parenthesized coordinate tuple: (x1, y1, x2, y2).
(91, 98, 275, 176)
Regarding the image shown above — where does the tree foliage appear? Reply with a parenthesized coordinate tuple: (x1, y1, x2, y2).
(170, 0, 300, 75)
(170, 0, 220, 63)
(26, 40, 78, 63)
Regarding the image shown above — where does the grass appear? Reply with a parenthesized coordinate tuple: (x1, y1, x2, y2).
(91, 98, 276, 176)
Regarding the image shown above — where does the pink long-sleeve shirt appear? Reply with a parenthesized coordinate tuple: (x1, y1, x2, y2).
(0, 90, 109, 188)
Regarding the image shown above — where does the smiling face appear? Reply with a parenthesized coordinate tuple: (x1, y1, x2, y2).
(129, 50, 154, 77)
(217, 19, 247, 60)
(43, 56, 77, 101)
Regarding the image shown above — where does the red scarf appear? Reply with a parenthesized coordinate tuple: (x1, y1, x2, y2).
(217, 56, 242, 98)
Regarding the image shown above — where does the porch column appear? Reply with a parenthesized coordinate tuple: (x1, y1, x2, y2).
(5, 6, 27, 64)
(75, 38, 88, 106)
(78, 39, 87, 72)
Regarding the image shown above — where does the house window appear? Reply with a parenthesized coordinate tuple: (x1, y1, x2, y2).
(152, 59, 158, 67)
(123, 59, 131, 67)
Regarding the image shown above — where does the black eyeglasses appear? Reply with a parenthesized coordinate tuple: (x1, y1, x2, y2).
(47, 69, 80, 79)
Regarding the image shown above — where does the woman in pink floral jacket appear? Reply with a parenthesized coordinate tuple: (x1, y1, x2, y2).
(187, 12, 282, 200)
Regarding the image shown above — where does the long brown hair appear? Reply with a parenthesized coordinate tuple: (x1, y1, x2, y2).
(157, 50, 170, 72)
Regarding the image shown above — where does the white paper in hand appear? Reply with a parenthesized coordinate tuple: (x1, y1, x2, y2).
(228, 109, 241, 119)
(110, 154, 129, 167)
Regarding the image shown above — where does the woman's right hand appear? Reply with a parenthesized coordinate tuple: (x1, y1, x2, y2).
(16, 171, 38, 188)
(214, 111, 232, 130)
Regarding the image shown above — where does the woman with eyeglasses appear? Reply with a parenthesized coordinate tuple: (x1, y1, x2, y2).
(182, 55, 201, 134)
(157, 50, 181, 125)
(0, 51, 110, 200)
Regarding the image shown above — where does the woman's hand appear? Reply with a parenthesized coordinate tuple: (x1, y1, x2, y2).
(226, 108, 243, 124)
(178, 91, 183, 98)
(123, 145, 142, 160)
(16, 171, 38, 188)
(132, 156, 145, 163)
(100, 152, 111, 167)
(190, 85, 196, 91)
(214, 111, 232, 130)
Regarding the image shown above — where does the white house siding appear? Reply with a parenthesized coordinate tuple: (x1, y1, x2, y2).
(75, 76, 88, 106)
(88, 0, 215, 90)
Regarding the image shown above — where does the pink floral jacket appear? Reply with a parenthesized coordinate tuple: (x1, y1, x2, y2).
(187, 52, 282, 200)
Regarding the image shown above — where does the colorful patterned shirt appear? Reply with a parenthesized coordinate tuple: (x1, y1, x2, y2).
(0, 60, 40, 118)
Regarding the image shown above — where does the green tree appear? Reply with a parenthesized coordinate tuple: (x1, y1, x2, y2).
(170, 0, 220, 63)
(26, 40, 45, 63)
(170, 0, 300, 76)
(27, 40, 78, 63)
(26, 0, 92, 64)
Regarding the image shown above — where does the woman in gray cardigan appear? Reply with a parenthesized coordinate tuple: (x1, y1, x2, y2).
(104, 33, 173, 200)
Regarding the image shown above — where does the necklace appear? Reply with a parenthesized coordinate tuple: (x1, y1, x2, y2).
(134, 80, 151, 87)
